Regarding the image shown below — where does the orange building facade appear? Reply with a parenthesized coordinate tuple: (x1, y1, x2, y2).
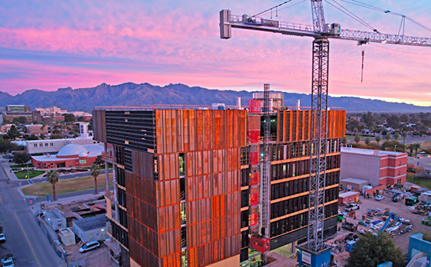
(93, 105, 346, 267)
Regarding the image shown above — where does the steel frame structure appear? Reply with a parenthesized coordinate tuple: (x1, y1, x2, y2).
(261, 84, 271, 240)
(307, 38, 329, 252)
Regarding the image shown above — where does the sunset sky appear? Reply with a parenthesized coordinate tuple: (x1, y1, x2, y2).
(1, 0, 431, 106)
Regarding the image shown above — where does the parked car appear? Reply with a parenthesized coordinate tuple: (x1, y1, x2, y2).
(345, 204, 360, 212)
(375, 195, 384, 201)
(1, 257, 14, 267)
(0, 233, 5, 243)
(79, 241, 101, 253)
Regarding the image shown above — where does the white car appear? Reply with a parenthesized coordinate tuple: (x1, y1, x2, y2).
(0, 233, 5, 243)
(79, 241, 101, 253)
(375, 195, 384, 201)
(1, 257, 15, 267)
(345, 204, 360, 212)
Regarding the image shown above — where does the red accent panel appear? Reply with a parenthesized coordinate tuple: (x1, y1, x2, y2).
(249, 100, 261, 113)
(250, 236, 270, 254)
(250, 172, 259, 186)
(249, 213, 258, 227)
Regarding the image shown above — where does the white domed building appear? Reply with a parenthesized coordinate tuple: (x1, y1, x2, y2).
(32, 143, 104, 169)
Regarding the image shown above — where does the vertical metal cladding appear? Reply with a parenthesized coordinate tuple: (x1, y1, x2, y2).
(92, 109, 107, 143)
(277, 110, 345, 142)
(152, 109, 245, 267)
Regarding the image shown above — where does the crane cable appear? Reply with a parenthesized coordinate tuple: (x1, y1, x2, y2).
(326, 0, 378, 32)
(339, 0, 431, 34)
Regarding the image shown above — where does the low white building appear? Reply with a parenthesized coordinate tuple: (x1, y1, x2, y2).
(72, 214, 107, 243)
(45, 209, 67, 231)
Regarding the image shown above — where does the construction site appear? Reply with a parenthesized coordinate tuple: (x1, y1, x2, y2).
(90, 0, 431, 266)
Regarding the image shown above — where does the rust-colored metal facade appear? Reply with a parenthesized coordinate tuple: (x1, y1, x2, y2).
(93, 107, 345, 266)
(239, 109, 345, 261)
(94, 108, 246, 267)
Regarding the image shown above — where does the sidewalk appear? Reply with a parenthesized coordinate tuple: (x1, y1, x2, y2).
(0, 157, 18, 181)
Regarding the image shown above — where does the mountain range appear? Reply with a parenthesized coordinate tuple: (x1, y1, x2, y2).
(0, 83, 430, 113)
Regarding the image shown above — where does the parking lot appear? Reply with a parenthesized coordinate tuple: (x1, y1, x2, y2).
(339, 194, 430, 253)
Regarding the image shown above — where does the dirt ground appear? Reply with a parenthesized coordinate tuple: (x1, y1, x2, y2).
(333, 194, 431, 266)
(66, 242, 112, 267)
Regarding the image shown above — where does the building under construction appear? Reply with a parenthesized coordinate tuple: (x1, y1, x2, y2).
(93, 93, 345, 267)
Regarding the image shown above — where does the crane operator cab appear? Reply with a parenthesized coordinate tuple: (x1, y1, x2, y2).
(323, 23, 341, 36)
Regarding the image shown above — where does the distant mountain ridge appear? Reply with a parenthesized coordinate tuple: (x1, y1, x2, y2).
(1, 82, 430, 113)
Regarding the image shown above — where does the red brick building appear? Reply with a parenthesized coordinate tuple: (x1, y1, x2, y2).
(340, 147, 407, 187)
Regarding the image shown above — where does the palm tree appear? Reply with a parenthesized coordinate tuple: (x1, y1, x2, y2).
(354, 134, 361, 144)
(375, 135, 382, 146)
(364, 137, 370, 145)
(341, 137, 348, 147)
(402, 131, 408, 143)
(46, 170, 60, 201)
(394, 132, 400, 141)
(385, 133, 392, 142)
(90, 163, 101, 194)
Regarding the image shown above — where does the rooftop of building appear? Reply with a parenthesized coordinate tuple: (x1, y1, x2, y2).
(73, 214, 106, 231)
(339, 191, 360, 198)
(341, 147, 407, 157)
(32, 143, 103, 161)
(94, 104, 344, 111)
(340, 178, 370, 185)
(45, 208, 65, 220)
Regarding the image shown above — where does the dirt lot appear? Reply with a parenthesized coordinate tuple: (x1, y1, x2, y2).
(336, 194, 430, 258)
(66, 242, 112, 267)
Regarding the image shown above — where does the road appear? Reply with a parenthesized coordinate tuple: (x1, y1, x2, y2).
(0, 161, 65, 267)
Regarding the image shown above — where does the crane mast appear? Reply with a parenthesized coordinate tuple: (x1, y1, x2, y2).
(311, 0, 326, 32)
(220, 1, 431, 266)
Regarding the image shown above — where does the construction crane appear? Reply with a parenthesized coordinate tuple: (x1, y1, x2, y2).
(219, 1, 431, 266)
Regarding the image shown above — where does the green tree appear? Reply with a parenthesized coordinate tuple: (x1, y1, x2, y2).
(13, 151, 31, 166)
(7, 125, 20, 140)
(24, 134, 39, 140)
(50, 133, 64, 139)
(94, 155, 104, 165)
(394, 132, 400, 141)
(0, 140, 17, 153)
(62, 113, 76, 122)
(347, 232, 405, 267)
(353, 127, 359, 135)
(90, 163, 101, 194)
(375, 135, 382, 146)
(46, 170, 60, 201)
(364, 137, 370, 145)
(354, 134, 361, 144)
(402, 131, 408, 143)
(40, 134, 45, 140)
(341, 137, 347, 147)
(77, 116, 86, 122)
(385, 133, 392, 142)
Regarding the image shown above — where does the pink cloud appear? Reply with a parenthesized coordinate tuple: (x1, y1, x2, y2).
(0, 0, 430, 107)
